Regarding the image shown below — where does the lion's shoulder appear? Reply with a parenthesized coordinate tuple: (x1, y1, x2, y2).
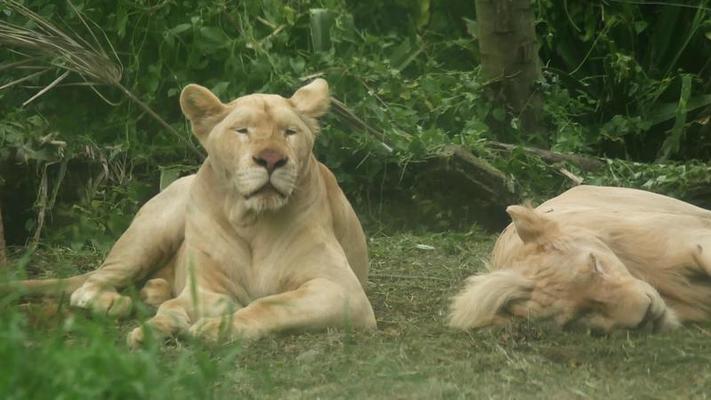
(317, 162, 342, 196)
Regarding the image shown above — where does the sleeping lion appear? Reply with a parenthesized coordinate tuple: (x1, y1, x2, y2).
(450, 185, 711, 333)
(13, 79, 376, 347)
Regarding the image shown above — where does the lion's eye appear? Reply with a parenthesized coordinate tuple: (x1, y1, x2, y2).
(285, 128, 297, 136)
(235, 128, 249, 135)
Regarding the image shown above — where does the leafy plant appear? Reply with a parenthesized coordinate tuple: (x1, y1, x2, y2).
(0, 0, 710, 248)
(536, 0, 711, 160)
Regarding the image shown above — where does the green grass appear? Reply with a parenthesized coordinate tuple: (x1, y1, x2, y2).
(3, 229, 711, 399)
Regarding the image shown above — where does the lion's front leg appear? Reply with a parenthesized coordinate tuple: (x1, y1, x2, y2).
(189, 278, 376, 342)
(70, 177, 193, 316)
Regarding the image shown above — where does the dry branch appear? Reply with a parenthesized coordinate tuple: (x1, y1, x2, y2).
(29, 165, 49, 250)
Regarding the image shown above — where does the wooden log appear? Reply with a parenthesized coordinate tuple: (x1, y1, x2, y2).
(415, 144, 517, 230)
(435, 144, 515, 202)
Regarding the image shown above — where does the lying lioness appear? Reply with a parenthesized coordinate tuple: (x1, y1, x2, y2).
(14, 79, 376, 347)
(450, 185, 711, 333)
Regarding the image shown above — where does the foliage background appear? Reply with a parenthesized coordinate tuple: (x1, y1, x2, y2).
(1, 0, 710, 248)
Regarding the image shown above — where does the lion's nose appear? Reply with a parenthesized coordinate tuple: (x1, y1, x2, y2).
(253, 149, 288, 173)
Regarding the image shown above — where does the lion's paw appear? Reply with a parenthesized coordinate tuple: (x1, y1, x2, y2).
(189, 316, 265, 343)
(139, 278, 172, 308)
(188, 317, 227, 343)
(70, 283, 133, 317)
(126, 326, 145, 349)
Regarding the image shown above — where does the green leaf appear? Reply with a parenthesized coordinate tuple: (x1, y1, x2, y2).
(210, 81, 230, 98)
(463, 18, 477, 40)
(647, 94, 711, 127)
(658, 74, 692, 161)
(199, 27, 230, 44)
(167, 23, 192, 36)
(115, 5, 128, 39)
(159, 167, 182, 191)
(492, 108, 506, 122)
(416, 0, 430, 29)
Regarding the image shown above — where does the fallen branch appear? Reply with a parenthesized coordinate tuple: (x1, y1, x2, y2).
(487, 141, 604, 171)
(330, 96, 394, 152)
(558, 167, 584, 186)
(114, 82, 203, 159)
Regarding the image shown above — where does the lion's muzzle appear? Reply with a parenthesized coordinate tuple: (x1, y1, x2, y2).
(238, 148, 296, 212)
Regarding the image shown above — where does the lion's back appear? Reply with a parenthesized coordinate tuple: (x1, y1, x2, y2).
(491, 185, 711, 270)
(543, 185, 711, 217)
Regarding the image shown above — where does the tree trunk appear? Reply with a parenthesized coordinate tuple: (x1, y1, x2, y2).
(0, 205, 6, 266)
(475, 0, 543, 133)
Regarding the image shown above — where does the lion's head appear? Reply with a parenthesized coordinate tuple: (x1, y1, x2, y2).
(179, 79, 330, 212)
(449, 205, 680, 333)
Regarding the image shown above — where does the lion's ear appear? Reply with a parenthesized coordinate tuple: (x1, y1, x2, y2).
(506, 205, 559, 244)
(290, 78, 330, 118)
(180, 84, 228, 140)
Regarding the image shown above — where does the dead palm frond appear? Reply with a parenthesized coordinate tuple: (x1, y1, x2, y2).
(0, 1, 203, 159)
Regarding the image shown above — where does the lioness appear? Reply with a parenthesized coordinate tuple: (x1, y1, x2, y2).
(14, 79, 376, 347)
(449, 185, 711, 333)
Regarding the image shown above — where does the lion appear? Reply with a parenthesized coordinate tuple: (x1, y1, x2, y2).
(11, 79, 377, 347)
(449, 185, 711, 333)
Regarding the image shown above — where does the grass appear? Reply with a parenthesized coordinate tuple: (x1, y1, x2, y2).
(3, 229, 711, 399)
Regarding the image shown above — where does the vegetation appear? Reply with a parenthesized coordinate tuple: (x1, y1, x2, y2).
(2, 0, 710, 246)
(1, 0, 711, 398)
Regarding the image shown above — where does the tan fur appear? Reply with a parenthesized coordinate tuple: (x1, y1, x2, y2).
(12, 79, 376, 346)
(450, 185, 711, 333)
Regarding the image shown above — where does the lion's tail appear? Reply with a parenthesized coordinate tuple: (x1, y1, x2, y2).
(0, 272, 91, 298)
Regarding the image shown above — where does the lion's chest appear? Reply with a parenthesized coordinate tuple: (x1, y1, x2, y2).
(208, 230, 325, 300)
(182, 192, 341, 302)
